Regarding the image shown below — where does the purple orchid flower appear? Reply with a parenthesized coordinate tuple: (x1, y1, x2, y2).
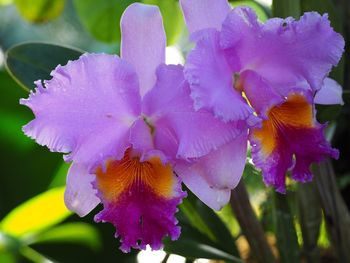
(20, 3, 249, 252)
(180, 0, 345, 193)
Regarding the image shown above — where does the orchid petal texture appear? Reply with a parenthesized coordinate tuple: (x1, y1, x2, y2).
(21, 3, 248, 252)
(181, 1, 344, 191)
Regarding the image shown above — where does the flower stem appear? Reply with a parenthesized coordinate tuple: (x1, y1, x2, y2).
(230, 180, 276, 263)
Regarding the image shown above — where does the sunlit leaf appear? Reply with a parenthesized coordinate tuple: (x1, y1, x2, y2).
(14, 0, 65, 23)
(216, 204, 240, 237)
(73, 0, 136, 43)
(28, 223, 101, 251)
(317, 217, 330, 248)
(0, 0, 13, 5)
(5, 42, 83, 91)
(143, 0, 184, 45)
(0, 187, 71, 237)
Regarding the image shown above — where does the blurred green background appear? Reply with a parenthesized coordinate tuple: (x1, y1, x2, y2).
(0, 0, 349, 262)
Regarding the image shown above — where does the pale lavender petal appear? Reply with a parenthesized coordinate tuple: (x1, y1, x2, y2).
(175, 133, 247, 210)
(184, 29, 258, 124)
(121, 3, 166, 97)
(20, 53, 140, 169)
(180, 0, 230, 35)
(176, 162, 231, 210)
(221, 8, 345, 95)
(143, 64, 245, 160)
(315, 78, 344, 105)
(64, 163, 100, 217)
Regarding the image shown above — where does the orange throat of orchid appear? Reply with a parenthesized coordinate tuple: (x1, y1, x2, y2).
(95, 150, 176, 202)
(253, 94, 314, 156)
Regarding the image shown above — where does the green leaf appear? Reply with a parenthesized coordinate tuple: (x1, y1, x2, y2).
(164, 224, 243, 263)
(216, 204, 240, 237)
(0, 252, 16, 263)
(316, 104, 342, 123)
(272, 0, 300, 18)
(19, 245, 51, 263)
(48, 162, 70, 189)
(301, 0, 342, 32)
(196, 202, 240, 255)
(142, 0, 184, 45)
(179, 193, 240, 257)
(14, 0, 65, 23)
(27, 223, 101, 251)
(5, 42, 83, 91)
(273, 192, 300, 263)
(0, 71, 34, 151)
(243, 162, 265, 194)
(231, 0, 269, 21)
(0, 187, 71, 237)
(297, 183, 322, 263)
(73, 0, 136, 43)
(0, 232, 22, 255)
(179, 198, 215, 240)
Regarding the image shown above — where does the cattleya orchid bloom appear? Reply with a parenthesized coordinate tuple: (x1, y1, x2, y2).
(180, 0, 345, 192)
(20, 3, 249, 252)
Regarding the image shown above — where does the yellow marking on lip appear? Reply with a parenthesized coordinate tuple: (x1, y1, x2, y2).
(253, 94, 313, 156)
(95, 150, 175, 202)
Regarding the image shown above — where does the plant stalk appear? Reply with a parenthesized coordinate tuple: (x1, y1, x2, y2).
(230, 180, 276, 263)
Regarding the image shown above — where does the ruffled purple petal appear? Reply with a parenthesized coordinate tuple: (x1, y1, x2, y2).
(94, 151, 186, 252)
(143, 64, 246, 160)
(314, 78, 344, 105)
(20, 53, 141, 169)
(184, 29, 258, 124)
(175, 132, 247, 210)
(179, 0, 230, 35)
(64, 163, 100, 217)
(220, 8, 345, 95)
(250, 93, 339, 192)
(121, 3, 166, 97)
